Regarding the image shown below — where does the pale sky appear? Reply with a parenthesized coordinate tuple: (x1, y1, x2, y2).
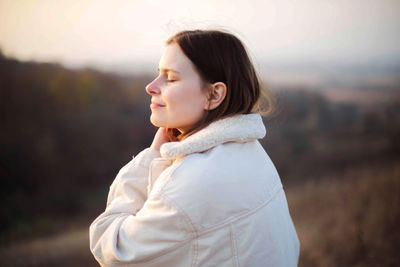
(0, 0, 399, 73)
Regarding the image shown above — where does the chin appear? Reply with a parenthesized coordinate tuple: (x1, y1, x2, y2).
(150, 115, 164, 128)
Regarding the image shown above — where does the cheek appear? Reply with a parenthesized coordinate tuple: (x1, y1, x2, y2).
(171, 90, 204, 114)
(163, 89, 179, 109)
(164, 86, 192, 108)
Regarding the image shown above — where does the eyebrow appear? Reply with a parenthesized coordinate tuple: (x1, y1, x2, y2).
(158, 67, 181, 74)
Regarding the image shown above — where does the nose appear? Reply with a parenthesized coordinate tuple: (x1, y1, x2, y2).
(145, 77, 161, 95)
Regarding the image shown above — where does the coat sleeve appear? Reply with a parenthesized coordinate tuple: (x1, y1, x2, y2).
(89, 148, 193, 266)
(105, 147, 160, 212)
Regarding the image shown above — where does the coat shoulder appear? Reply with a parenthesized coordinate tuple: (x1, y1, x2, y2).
(159, 140, 283, 231)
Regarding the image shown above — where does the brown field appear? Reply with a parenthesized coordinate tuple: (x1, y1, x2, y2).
(289, 159, 400, 267)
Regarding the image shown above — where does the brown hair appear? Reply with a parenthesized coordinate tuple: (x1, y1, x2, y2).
(164, 29, 274, 141)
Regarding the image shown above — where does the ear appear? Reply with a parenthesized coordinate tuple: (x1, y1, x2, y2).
(204, 82, 227, 110)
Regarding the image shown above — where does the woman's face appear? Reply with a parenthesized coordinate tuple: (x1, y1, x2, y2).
(145, 43, 209, 133)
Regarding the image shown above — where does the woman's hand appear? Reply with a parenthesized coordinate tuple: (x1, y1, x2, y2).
(150, 127, 170, 151)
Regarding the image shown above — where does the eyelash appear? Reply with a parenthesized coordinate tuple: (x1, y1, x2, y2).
(157, 73, 177, 83)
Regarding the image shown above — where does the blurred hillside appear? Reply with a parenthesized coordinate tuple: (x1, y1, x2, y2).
(263, 85, 400, 184)
(1, 51, 400, 266)
(0, 52, 158, 245)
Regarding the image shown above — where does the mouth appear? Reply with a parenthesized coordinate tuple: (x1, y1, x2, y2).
(150, 102, 165, 108)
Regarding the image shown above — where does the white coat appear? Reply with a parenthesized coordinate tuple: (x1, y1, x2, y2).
(89, 113, 300, 266)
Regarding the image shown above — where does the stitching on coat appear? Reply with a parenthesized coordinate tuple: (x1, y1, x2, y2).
(161, 193, 199, 267)
(157, 157, 200, 266)
(150, 159, 182, 195)
(148, 159, 174, 192)
(135, 163, 150, 168)
(147, 162, 154, 194)
(230, 223, 239, 267)
(107, 196, 195, 266)
(109, 238, 193, 266)
(197, 183, 283, 237)
(150, 157, 201, 266)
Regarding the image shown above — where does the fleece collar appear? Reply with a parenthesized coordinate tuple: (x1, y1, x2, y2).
(160, 113, 266, 159)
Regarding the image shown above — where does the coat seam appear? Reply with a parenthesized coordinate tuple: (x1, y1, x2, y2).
(147, 157, 200, 265)
(151, 158, 183, 195)
(196, 183, 283, 237)
(148, 159, 174, 193)
(230, 223, 239, 267)
(160, 193, 199, 267)
(107, 238, 193, 266)
(148, 162, 154, 194)
(135, 163, 149, 168)
(105, 195, 195, 266)
(157, 157, 199, 266)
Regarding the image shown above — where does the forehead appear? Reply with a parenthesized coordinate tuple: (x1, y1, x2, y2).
(158, 43, 194, 75)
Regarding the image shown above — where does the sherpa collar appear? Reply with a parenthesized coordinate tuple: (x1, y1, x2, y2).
(160, 113, 266, 159)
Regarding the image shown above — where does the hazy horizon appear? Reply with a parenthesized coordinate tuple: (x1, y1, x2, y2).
(1, 0, 400, 74)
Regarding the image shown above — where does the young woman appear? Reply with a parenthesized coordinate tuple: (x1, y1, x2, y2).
(90, 29, 300, 266)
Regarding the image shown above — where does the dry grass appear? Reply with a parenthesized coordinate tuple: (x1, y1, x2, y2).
(0, 228, 97, 267)
(287, 160, 400, 267)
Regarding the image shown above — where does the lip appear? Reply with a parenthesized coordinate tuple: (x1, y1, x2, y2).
(150, 102, 165, 108)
